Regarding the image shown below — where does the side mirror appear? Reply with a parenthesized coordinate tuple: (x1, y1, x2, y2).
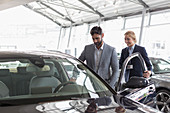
(124, 76, 149, 88)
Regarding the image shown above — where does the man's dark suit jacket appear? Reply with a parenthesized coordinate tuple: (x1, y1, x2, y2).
(119, 44, 152, 80)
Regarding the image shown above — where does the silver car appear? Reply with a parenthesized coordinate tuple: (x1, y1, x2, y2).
(0, 51, 160, 113)
(150, 57, 170, 113)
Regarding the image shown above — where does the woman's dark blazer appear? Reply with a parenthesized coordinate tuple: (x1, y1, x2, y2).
(119, 44, 152, 79)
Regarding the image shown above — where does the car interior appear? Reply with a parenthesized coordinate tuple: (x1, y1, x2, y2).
(0, 59, 65, 97)
(0, 58, 103, 99)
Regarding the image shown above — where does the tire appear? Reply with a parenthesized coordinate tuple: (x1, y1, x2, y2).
(155, 89, 170, 113)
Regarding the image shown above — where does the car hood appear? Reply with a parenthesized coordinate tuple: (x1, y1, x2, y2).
(36, 97, 162, 113)
(0, 96, 161, 113)
(36, 98, 120, 113)
(0, 98, 120, 113)
(152, 73, 170, 82)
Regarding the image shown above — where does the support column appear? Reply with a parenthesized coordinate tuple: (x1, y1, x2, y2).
(98, 17, 101, 26)
(57, 26, 62, 49)
(67, 24, 72, 48)
(138, 7, 146, 45)
(122, 17, 126, 30)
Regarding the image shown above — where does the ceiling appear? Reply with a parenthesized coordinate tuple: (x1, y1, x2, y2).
(1, 0, 170, 27)
(0, 0, 35, 11)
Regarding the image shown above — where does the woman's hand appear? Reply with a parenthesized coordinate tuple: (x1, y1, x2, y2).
(143, 70, 151, 78)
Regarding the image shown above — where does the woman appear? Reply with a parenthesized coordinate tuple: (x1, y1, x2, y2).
(119, 31, 152, 82)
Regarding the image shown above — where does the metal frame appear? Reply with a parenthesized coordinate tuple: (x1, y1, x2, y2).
(24, 4, 62, 26)
(23, 0, 170, 48)
(39, 2, 75, 23)
(78, 0, 104, 18)
(24, 0, 170, 28)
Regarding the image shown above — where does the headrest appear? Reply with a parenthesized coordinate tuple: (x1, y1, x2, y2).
(17, 67, 27, 73)
(0, 69, 10, 76)
(26, 65, 38, 72)
(36, 62, 55, 76)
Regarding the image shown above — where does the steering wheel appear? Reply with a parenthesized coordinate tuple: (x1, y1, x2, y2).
(53, 81, 76, 93)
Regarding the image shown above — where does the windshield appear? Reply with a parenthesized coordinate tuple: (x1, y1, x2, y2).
(0, 57, 113, 105)
(151, 58, 170, 74)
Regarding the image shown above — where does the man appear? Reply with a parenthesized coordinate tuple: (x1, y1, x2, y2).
(79, 26, 119, 88)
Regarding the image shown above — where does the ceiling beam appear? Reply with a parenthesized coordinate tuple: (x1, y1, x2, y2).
(24, 4, 62, 26)
(39, 2, 75, 23)
(137, 0, 149, 8)
(43, 1, 94, 13)
(0, 0, 36, 11)
(62, 6, 170, 28)
(78, 0, 104, 17)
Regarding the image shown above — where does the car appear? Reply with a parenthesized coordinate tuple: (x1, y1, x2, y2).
(117, 55, 170, 113)
(0, 51, 160, 113)
(149, 57, 170, 113)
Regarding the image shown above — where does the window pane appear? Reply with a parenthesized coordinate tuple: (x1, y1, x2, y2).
(151, 12, 170, 25)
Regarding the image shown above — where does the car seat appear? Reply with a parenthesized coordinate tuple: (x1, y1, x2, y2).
(0, 69, 12, 96)
(0, 81, 9, 98)
(11, 67, 36, 95)
(29, 62, 61, 94)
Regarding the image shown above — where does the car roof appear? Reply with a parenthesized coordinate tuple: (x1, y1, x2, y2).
(149, 57, 163, 60)
(0, 50, 74, 59)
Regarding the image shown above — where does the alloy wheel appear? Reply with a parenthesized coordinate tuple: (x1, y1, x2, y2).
(156, 90, 170, 113)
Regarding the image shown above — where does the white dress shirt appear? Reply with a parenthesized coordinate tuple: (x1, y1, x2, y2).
(94, 43, 104, 72)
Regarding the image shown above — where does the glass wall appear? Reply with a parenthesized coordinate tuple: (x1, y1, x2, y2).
(0, 6, 170, 59)
(58, 10, 170, 59)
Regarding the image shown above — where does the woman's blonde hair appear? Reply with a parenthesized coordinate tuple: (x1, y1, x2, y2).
(124, 31, 137, 43)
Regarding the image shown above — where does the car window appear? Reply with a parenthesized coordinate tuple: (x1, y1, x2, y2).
(151, 58, 170, 73)
(0, 57, 112, 105)
(55, 58, 112, 97)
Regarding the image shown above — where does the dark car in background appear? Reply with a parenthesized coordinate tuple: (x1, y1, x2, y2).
(149, 57, 170, 113)
(0, 51, 160, 113)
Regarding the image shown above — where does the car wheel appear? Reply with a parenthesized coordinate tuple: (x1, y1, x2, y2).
(156, 90, 170, 112)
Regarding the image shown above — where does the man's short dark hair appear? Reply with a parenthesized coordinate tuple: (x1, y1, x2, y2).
(90, 26, 102, 36)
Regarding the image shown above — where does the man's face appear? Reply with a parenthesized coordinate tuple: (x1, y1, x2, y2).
(92, 33, 103, 46)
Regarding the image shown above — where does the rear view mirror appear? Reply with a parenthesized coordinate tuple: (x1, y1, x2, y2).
(29, 57, 45, 68)
(124, 76, 149, 88)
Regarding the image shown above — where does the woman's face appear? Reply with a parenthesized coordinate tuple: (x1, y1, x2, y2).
(124, 35, 135, 47)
